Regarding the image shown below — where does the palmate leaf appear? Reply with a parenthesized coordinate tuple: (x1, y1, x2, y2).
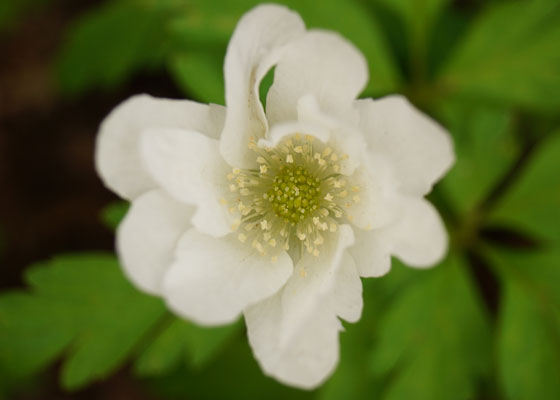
(486, 248, 560, 400)
(437, 102, 518, 214)
(488, 131, 560, 244)
(0, 250, 246, 394)
(369, 255, 492, 400)
(438, 1, 560, 113)
(0, 254, 166, 390)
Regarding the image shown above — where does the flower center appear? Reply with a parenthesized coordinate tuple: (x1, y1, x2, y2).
(267, 166, 320, 224)
(224, 134, 359, 259)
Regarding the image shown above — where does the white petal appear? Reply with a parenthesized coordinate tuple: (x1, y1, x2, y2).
(96, 94, 225, 200)
(245, 294, 341, 389)
(280, 225, 355, 338)
(220, 4, 306, 168)
(117, 190, 193, 295)
(140, 128, 232, 237)
(345, 155, 400, 231)
(296, 95, 365, 175)
(356, 96, 454, 196)
(350, 229, 392, 278)
(384, 197, 448, 268)
(162, 229, 293, 326)
(267, 30, 368, 125)
(258, 117, 330, 150)
(245, 225, 361, 389)
(333, 253, 363, 323)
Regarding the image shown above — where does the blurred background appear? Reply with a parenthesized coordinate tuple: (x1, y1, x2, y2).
(0, 0, 559, 399)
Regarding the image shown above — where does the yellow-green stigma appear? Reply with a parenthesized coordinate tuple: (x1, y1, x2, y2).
(225, 134, 359, 258)
(267, 166, 320, 224)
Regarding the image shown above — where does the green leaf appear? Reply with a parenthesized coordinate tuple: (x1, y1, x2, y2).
(168, 51, 225, 104)
(145, 333, 313, 400)
(438, 102, 518, 214)
(488, 131, 560, 244)
(318, 321, 379, 400)
(100, 201, 129, 231)
(135, 318, 241, 376)
(56, 1, 169, 95)
(371, 0, 451, 79)
(370, 255, 492, 400)
(0, 254, 165, 390)
(486, 248, 560, 400)
(439, 1, 560, 113)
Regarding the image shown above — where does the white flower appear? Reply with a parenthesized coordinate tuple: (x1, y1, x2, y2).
(95, 4, 454, 389)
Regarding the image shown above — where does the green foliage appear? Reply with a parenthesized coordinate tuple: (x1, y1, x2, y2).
(145, 333, 313, 400)
(56, 0, 171, 95)
(135, 318, 241, 376)
(369, 256, 492, 400)
(55, 0, 399, 100)
(100, 201, 129, 231)
(439, 1, 560, 113)
(488, 131, 560, 243)
(370, 0, 451, 80)
(488, 248, 560, 400)
(0, 254, 166, 390)
(438, 102, 518, 214)
(169, 51, 225, 105)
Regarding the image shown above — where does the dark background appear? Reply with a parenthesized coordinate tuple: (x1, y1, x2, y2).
(0, 3, 168, 397)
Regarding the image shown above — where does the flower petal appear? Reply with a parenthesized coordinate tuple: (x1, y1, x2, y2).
(350, 197, 447, 273)
(220, 4, 306, 168)
(245, 294, 341, 389)
(350, 229, 392, 278)
(162, 229, 293, 326)
(267, 30, 368, 125)
(140, 128, 232, 237)
(245, 225, 360, 389)
(356, 95, 454, 196)
(383, 197, 448, 268)
(345, 155, 400, 231)
(96, 94, 225, 200)
(295, 94, 366, 175)
(117, 190, 193, 295)
(279, 225, 356, 337)
(333, 253, 363, 323)
(258, 118, 330, 150)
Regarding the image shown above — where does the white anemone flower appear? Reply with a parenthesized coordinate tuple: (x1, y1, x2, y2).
(95, 4, 454, 389)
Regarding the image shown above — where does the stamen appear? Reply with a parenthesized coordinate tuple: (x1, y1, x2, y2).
(224, 134, 359, 257)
